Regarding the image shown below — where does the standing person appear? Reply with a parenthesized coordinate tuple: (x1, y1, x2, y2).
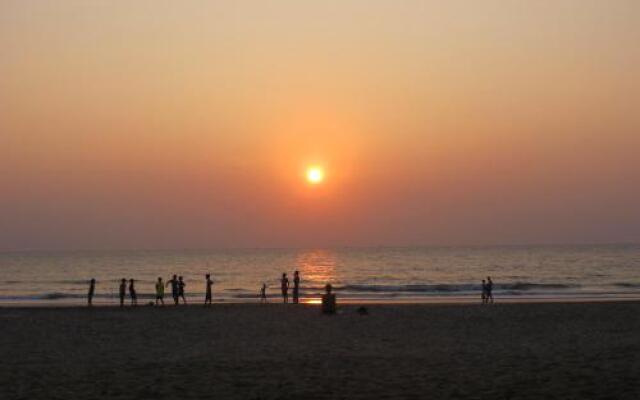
(260, 283, 267, 303)
(87, 278, 96, 307)
(119, 278, 127, 307)
(155, 277, 165, 306)
(129, 279, 137, 306)
(481, 279, 487, 304)
(178, 276, 187, 305)
(281, 273, 289, 303)
(486, 276, 494, 304)
(293, 270, 301, 304)
(204, 274, 213, 306)
(166, 274, 179, 305)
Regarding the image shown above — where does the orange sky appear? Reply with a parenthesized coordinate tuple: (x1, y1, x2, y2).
(1, 1, 639, 250)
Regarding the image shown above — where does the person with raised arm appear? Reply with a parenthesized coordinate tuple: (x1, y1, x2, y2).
(166, 274, 179, 305)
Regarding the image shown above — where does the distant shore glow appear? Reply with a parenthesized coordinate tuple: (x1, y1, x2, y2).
(306, 167, 324, 184)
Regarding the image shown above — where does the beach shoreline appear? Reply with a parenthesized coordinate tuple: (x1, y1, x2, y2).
(2, 294, 640, 308)
(2, 302, 639, 399)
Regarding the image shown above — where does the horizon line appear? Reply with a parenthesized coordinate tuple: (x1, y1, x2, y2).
(1, 241, 639, 254)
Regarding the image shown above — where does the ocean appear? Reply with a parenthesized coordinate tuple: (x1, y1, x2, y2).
(1, 244, 639, 305)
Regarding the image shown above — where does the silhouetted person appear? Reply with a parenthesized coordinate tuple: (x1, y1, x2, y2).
(119, 278, 126, 307)
(87, 278, 95, 307)
(293, 270, 301, 304)
(178, 276, 187, 305)
(129, 279, 137, 306)
(205, 274, 213, 306)
(155, 277, 165, 306)
(486, 276, 494, 303)
(481, 279, 487, 304)
(321, 283, 336, 315)
(260, 283, 267, 303)
(281, 273, 289, 303)
(166, 274, 179, 305)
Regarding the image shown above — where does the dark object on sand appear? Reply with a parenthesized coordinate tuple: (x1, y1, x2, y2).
(357, 306, 368, 315)
(321, 284, 337, 314)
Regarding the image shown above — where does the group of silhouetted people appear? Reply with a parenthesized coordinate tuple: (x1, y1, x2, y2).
(88, 271, 493, 311)
(87, 274, 205, 307)
(164, 275, 188, 306)
(86, 269, 343, 313)
(258, 270, 302, 304)
(278, 270, 301, 304)
(120, 278, 137, 306)
(481, 276, 494, 304)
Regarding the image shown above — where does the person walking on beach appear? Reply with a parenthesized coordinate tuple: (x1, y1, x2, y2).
(481, 279, 487, 304)
(204, 274, 213, 306)
(293, 270, 301, 304)
(178, 276, 187, 305)
(129, 279, 137, 306)
(281, 273, 289, 303)
(87, 278, 96, 307)
(155, 277, 165, 306)
(166, 274, 179, 305)
(119, 278, 127, 307)
(260, 283, 267, 303)
(486, 276, 494, 304)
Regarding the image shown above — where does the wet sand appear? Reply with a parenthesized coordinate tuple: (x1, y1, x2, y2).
(1, 302, 639, 399)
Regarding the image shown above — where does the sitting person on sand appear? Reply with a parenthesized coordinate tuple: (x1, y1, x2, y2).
(321, 283, 337, 315)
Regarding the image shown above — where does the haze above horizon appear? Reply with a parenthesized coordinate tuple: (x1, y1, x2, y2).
(1, 1, 639, 250)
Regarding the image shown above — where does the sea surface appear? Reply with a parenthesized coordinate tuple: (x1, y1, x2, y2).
(1, 244, 639, 305)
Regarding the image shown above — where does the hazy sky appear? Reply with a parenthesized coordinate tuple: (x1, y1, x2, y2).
(1, 1, 639, 250)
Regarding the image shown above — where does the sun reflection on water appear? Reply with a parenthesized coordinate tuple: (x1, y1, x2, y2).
(295, 249, 337, 294)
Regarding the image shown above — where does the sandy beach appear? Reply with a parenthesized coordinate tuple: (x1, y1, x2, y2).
(1, 302, 639, 400)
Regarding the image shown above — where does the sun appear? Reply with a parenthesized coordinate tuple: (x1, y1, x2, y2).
(306, 166, 324, 184)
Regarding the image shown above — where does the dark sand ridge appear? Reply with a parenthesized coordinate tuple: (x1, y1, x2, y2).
(1, 302, 639, 399)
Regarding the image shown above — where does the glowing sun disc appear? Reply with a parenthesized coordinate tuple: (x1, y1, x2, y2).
(306, 167, 324, 184)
